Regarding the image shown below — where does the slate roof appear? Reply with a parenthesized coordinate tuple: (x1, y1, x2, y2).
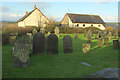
(18, 8, 49, 22)
(66, 13, 105, 24)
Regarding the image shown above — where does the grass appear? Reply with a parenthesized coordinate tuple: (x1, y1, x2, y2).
(2, 33, 119, 78)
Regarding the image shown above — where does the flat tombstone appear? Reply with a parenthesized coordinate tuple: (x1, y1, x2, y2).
(75, 33, 78, 39)
(83, 43, 90, 53)
(33, 32, 45, 54)
(13, 40, 30, 67)
(54, 27, 59, 37)
(63, 35, 72, 53)
(47, 34, 58, 54)
(104, 37, 109, 46)
(113, 40, 119, 49)
(98, 38, 103, 47)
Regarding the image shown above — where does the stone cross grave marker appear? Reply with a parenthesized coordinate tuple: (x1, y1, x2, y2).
(33, 32, 45, 54)
(63, 35, 72, 53)
(47, 34, 58, 54)
(54, 27, 59, 37)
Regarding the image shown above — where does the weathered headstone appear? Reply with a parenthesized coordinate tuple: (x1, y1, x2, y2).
(113, 40, 119, 49)
(87, 30, 92, 43)
(22, 35, 30, 44)
(75, 33, 78, 39)
(54, 27, 59, 37)
(108, 32, 112, 40)
(47, 32, 51, 37)
(63, 35, 72, 53)
(98, 38, 103, 47)
(95, 33, 99, 39)
(9, 35, 16, 45)
(84, 30, 87, 37)
(32, 28, 37, 35)
(104, 37, 109, 46)
(40, 27, 45, 34)
(47, 34, 58, 54)
(27, 33, 32, 37)
(33, 32, 45, 54)
(13, 40, 30, 67)
(82, 43, 90, 53)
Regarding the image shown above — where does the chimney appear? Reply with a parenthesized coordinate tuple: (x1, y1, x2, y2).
(26, 11, 28, 14)
(34, 5, 37, 10)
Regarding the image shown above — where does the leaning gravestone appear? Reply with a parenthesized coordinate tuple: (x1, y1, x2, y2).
(54, 27, 59, 37)
(32, 28, 37, 36)
(83, 43, 90, 53)
(113, 40, 119, 49)
(47, 34, 58, 54)
(87, 30, 92, 43)
(13, 40, 30, 67)
(98, 38, 103, 47)
(104, 37, 109, 46)
(75, 33, 78, 39)
(33, 32, 45, 54)
(63, 35, 72, 53)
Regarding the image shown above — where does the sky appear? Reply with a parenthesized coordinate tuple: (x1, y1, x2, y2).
(0, 1, 119, 22)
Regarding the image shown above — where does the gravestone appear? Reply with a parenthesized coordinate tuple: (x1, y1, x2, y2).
(87, 30, 92, 43)
(63, 35, 72, 53)
(47, 32, 51, 37)
(75, 33, 78, 39)
(83, 43, 90, 53)
(104, 37, 109, 46)
(27, 33, 32, 37)
(54, 27, 59, 37)
(22, 35, 30, 44)
(118, 31, 120, 37)
(33, 32, 45, 54)
(113, 32, 118, 39)
(9, 35, 16, 45)
(32, 28, 37, 35)
(108, 32, 112, 40)
(98, 38, 103, 47)
(40, 27, 45, 34)
(113, 40, 119, 49)
(13, 40, 30, 67)
(84, 30, 87, 37)
(47, 34, 58, 54)
(95, 33, 99, 39)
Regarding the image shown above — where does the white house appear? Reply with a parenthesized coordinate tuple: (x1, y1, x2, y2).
(61, 13, 106, 30)
(18, 5, 49, 27)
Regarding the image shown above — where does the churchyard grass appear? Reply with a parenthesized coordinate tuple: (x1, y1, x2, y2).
(2, 33, 119, 78)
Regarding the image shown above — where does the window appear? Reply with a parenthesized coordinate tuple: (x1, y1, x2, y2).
(98, 25, 101, 27)
(91, 24, 93, 26)
(77, 24, 79, 27)
(83, 24, 85, 27)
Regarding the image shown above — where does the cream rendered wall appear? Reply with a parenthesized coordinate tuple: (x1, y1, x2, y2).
(72, 23, 105, 30)
(18, 21, 25, 27)
(20, 9, 49, 27)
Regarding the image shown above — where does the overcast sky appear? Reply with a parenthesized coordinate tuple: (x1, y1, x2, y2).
(0, 1, 119, 22)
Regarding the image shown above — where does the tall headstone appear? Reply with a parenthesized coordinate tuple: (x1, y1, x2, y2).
(87, 30, 92, 43)
(13, 40, 30, 67)
(33, 32, 45, 54)
(54, 27, 59, 37)
(84, 30, 87, 37)
(108, 32, 112, 40)
(47, 34, 58, 54)
(113, 40, 119, 49)
(98, 38, 103, 47)
(104, 37, 109, 46)
(75, 33, 78, 39)
(63, 35, 72, 53)
(83, 43, 90, 53)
